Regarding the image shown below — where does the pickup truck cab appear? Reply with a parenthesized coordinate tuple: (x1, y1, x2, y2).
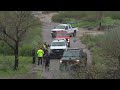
(49, 39, 68, 59)
(59, 48, 87, 71)
(54, 31, 70, 47)
(51, 24, 78, 38)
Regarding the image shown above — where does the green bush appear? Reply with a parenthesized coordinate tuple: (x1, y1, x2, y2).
(101, 17, 120, 26)
(52, 11, 87, 23)
(81, 35, 101, 46)
(0, 25, 42, 56)
(0, 55, 43, 78)
(19, 45, 32, 56)
(0, 41, 14, 55)
(101, 29, 120, 67)
(52, 14, 63, 23)
(105, 11, 120, 19)
(80, 30, 120, 78)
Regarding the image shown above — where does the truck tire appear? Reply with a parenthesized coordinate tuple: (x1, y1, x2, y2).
(68, 42, 70, 47)
(73, 31, 76, 36)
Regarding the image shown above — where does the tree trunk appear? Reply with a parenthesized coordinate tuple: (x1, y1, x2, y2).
(14, 42, 19, 70)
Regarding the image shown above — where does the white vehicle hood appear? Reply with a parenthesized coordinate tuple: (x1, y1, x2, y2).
(51, 29, 65, 32)
(50, 46, 67, 50)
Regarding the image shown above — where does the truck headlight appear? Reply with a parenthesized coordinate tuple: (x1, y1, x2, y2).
(60, 60, 62, 63)
(76, 60, 79, 62)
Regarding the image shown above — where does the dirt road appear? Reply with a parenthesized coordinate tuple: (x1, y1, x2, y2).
(36, 13, 93, 79)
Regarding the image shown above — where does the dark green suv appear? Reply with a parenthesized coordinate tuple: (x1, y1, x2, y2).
(59, 48, 87, 71)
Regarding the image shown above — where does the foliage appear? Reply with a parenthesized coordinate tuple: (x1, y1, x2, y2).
(80, 34, 103, 49)
(0, 11, 41, 69)
(19, 26, 42, 56)
(0, 55, 42, 78)
(101, 29, 120, 68)
(80, 32, 120, 79)
(0, 12, 42, 56)
(52, 11, 120, 28)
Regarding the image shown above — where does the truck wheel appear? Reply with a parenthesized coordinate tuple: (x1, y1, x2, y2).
(68, 43, 70, 47)
(73, 31, 76, 36)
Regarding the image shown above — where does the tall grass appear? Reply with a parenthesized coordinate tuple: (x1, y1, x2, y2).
(0, 55, 30, 78)
(101, 29, 120, 69)
(80, 29, 120, 78)
(52, 11, 120, 28)
(0, 55, 42, 79)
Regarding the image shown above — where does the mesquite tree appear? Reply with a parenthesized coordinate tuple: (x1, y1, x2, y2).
(0, 11, 40, 70)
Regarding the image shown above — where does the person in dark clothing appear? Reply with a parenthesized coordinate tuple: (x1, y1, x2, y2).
(43, 42, 48, 53)
(43, 42, 49, 60)
(32, 48, 36, 64)
(44, 51, 50, 71)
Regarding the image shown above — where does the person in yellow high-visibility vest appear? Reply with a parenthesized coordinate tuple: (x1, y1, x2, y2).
(43, 42, 48, 55)
(43, 42, 48, 50)
(37, 47, 44, 65)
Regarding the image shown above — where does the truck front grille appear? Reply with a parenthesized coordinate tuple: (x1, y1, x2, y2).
(52, 49, 64, 54)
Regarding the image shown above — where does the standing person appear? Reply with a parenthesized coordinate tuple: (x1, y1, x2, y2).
(44, 51, 50, 71)
(37, 47, 44, 65)
(43, 42, 49, 57)
(32, 48, 36, 64)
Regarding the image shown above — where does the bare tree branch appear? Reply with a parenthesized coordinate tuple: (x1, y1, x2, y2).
(18, 23, 40, 40)
(2, 27, 17, 42)
(0, 38, 15, 50)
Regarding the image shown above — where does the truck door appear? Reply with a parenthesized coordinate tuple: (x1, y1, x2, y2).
(65, 26, 69, 33)
(68, 25, 72, 34)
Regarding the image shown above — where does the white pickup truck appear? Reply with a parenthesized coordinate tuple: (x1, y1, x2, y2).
(49, 39, 68, 59)
(51, 24, 78, 38)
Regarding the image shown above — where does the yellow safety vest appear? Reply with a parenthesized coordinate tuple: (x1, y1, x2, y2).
(43, 44, 47, 50)
(37, 49, 44, 57)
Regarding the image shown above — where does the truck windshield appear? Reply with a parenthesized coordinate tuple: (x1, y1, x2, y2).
(52, 42, 65, 46)
(63, 51, 80, 57)
(55, 25, 65, 29)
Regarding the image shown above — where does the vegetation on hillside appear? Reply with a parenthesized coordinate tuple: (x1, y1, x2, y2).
(0, 55, 42, 79)
(79, 29, 120, 79)
(0, 11, 42, 70)
(52, 11, 120, 28)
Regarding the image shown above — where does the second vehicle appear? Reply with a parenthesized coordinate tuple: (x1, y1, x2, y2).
(49, 39, 68, 59)
(54, 31, 71, 47)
